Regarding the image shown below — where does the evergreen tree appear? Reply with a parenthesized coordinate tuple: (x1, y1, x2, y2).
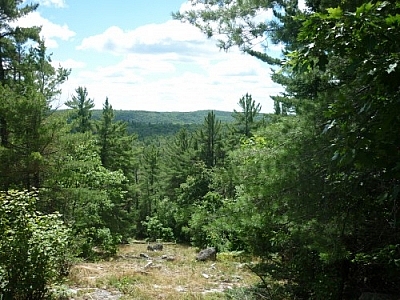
(232, 93, 261, 137)
(163, 128, 195, 196)
(65, 86, 95, 133)
(0, 0, 40, 146)
(95, 97, 136, 173)
(177, 0, 400, 297)
(196, 111, 224, 168)
(0, 3, 69, 190)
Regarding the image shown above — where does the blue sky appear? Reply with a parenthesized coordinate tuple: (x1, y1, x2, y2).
(19, 0, 285, 112)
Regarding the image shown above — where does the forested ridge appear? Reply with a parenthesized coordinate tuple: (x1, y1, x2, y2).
(1, 1, 400, 299)
(92, 109, 236, 138)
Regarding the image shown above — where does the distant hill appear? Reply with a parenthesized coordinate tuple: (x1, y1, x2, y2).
(59, 109, 272, 139)
(90, 110, 235, 139)
(60, 109, 272, 139)
(91, 110, 235, 124)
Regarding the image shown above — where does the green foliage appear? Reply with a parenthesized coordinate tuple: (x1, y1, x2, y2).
(0, 32, 69, 191)
(65, 86, 95, 133)
(142, 216, 174, 242)
(175, 0, 400, 297)
(94, 97, 138, 179)
(45, 133, 133, 259)
(77, 227, 120, 260)
(0, 190, 70, 299)
(196, 111, 225, 168)
(232, 93, 262, 137)
(90, 109, 235, 139)
(92, 109, 235, 124)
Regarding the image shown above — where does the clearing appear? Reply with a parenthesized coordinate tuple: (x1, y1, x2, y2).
(66, 242, 260, 300)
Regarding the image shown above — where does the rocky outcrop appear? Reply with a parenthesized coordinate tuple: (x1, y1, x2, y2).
(196, 247, 217, 261)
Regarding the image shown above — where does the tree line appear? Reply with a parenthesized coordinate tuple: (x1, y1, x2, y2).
(1, 0, 400, 299)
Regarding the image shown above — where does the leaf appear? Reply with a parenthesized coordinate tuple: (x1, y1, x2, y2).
(386, 14, 400, 25)
(356, 2, 373, 17)
(327, 7, 343, 18)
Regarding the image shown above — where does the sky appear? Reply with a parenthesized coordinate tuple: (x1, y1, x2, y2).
(18, 0, 286, 113)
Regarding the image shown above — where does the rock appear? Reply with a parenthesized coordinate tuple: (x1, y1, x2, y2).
(161, 254, 175, 261)
(147, 243, 163, 251)
(69, 288, 122, 300)
(196, 247, 217, 261)
(140, 253, 150, 259)
(144, 260, 153, 269)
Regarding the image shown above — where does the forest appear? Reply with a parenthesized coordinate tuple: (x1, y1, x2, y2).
(1, 0, 399, 299)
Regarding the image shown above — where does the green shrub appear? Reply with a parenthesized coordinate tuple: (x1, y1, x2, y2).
(0, 190, 71, 300)
(75, 227, 121, 260)
(142, 216, 174, 242)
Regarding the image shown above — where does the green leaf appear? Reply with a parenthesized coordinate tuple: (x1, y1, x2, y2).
(356, 2, 373, 17)
(386, 14, 400, 25)
(327, 7, 343, 18)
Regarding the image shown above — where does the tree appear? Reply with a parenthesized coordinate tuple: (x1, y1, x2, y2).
(65, 86, 95, 133)
(196, 111, 224, 168)
(0, 0, 40, 146)
(95, 97, 137, 173)
(163, 128, 196, 195)
(177, 0, 400, 298)
(232, 93, 261, 137)
(45, 132, 132, 257)
(0, 4, 70, 190)
(287, 2, 400, 296)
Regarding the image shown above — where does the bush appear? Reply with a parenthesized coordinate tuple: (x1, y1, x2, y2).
(142, 216, 174, 242)
(0, 190, 71, 300)
(75, 227, 121, 260)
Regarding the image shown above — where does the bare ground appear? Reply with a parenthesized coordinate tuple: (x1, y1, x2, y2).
(66, 242, 259, 300)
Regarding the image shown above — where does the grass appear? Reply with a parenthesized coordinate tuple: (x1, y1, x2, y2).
(67, 242, 260, 299)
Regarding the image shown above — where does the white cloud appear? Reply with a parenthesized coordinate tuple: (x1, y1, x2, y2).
(60, 47, 282, 113)
(62, 4, 283, 113)
(77, 20, 215, 57)
(16, 11, 75, 48)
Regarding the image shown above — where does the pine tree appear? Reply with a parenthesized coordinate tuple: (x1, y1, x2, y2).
(0, 1, 40, 146)
(0, 3, 69, 190)
(232, 93, 261, 137)
(197, 111, 224, 168)
(65, 86, 95, 133)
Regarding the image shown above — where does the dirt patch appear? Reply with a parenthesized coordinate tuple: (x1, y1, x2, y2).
(67, 242, 259, 299)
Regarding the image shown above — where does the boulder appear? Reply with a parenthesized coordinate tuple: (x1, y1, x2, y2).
(196, 247, 217, 261)
(147, 243, 163, 251)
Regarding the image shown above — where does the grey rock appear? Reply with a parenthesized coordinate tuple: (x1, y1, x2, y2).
(196, 247, 217, 261)
(147, 243, 163, 251)
(161, 254, 175, 261)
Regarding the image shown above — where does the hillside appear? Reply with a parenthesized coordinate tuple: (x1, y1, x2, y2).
(91, 110, 235, 139)
(62, 109, 270, 139)
(91, 110, 235, 124)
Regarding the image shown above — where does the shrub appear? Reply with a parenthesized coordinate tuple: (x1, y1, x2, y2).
(142, 216, 174, 242)
(74, 227, 121, 260)
(0, 190, 71, 300)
